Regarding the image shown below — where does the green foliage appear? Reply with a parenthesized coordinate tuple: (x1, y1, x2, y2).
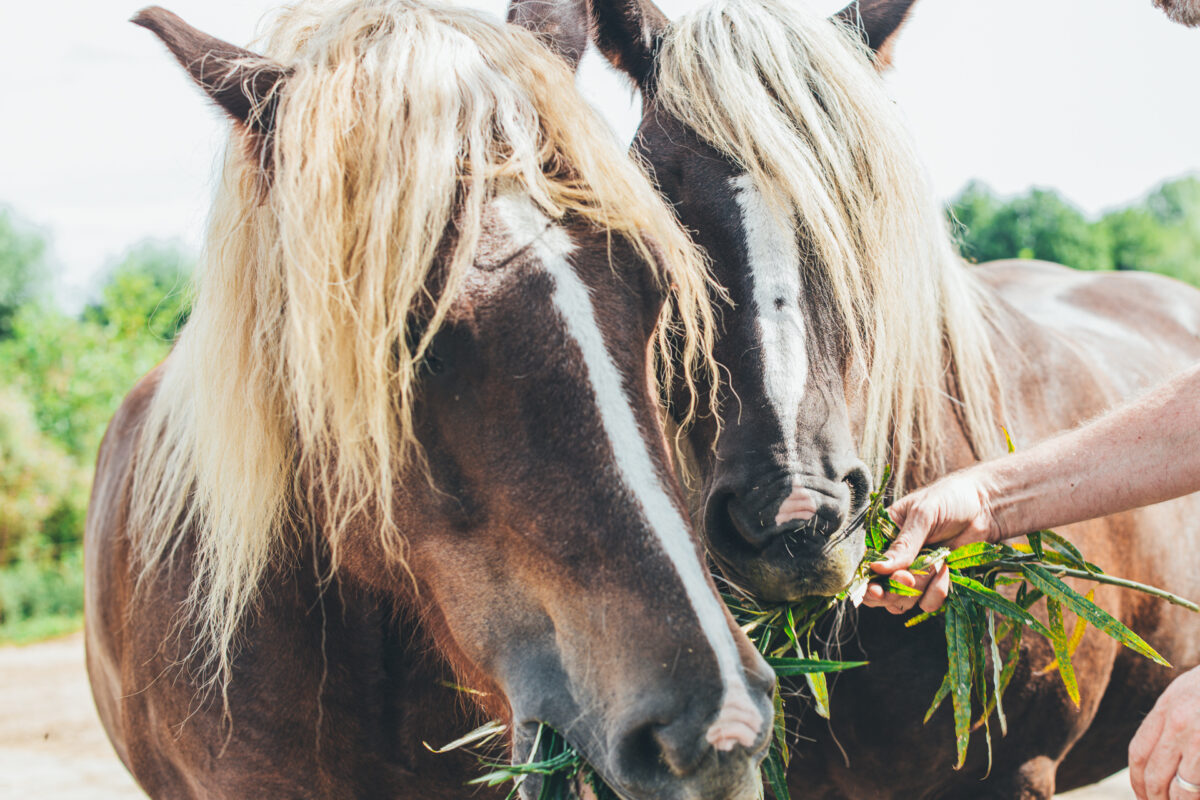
(0, 225, 193, 644)
(0, 549, 86, 642)
(83, 240, 192, 342)
(950, 176, 1200, 285)
(0, 240, 192, 460)
(0, 390, 89, 565)
(0, 208, 49, 338)
(950, 182, 1112, 270)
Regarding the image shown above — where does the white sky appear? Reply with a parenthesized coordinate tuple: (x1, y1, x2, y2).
(2, 0, 1198, 306)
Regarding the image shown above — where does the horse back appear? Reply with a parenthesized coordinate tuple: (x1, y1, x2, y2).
(979, 260, 1200, 791)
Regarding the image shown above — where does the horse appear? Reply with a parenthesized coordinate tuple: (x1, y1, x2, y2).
(1156, 0, 1200, 26)
(521, 0, 1200, 795)
(83, 3, 779, 798)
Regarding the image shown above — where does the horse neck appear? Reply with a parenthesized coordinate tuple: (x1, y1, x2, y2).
(270, 531, 499, 760)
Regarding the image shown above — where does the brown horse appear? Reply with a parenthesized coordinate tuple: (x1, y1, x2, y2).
(1156, 0, 1200, 26)
(84, 3, 777, 798)
(560, 0, 1200, 796)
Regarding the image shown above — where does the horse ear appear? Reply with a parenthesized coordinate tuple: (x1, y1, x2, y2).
(132, 7, 287, 137)
(507, 0, 590, 72)
(587, 0, 669, 92)
(834, 0, 920, 70)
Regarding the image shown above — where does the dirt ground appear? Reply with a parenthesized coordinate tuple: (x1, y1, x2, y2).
(0, 632, 1136, 799)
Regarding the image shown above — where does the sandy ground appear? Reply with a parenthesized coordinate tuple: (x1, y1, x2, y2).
(0, 632, 1136, 799)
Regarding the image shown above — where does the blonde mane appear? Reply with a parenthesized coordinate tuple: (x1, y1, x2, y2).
(130, 0, 715, 687)
(655, 0, 1004, 492)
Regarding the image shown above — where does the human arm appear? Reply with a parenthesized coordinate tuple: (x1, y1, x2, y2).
(863, 361, 1200, 613)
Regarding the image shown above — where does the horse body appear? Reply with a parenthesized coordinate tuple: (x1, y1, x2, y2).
(778, 261, 1200, 798)
(87, 373, 486, 797)
(86, 4, 775, 798)
(560, 0, 1200, 794)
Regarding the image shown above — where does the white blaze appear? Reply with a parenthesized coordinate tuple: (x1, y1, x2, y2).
(493, 195, 762, 752)
(732, 176, 816, 527)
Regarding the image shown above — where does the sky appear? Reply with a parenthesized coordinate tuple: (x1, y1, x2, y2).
(2, 0, 1198, 307)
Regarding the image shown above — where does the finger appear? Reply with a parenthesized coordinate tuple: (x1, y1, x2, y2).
(1132, 704, 1169, 799)
(1167, 696, 1200, 800)
(1144, 731, 1183, 800)
(862, 582, 887, 607)
(1172, 747, 1200, 800)
(1172, 775, 1200, 800)
(884, 570, 921, 615)
(919, 564, 952, 613)
(872, 511, 931, 574)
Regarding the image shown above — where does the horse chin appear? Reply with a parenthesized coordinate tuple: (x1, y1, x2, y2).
(512, 727, 761, 800)
(716, 530, 867, 603)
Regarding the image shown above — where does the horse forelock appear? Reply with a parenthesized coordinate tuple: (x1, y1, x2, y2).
(654, 0, 1004, 491)
(128, 0, 718, 690)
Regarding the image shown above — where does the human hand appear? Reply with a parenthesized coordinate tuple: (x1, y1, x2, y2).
(1129, 665, 1200, 800)
(862, 470, 997, 615)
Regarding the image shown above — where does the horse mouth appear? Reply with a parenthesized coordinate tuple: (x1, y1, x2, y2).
(707, 499, 865, 602)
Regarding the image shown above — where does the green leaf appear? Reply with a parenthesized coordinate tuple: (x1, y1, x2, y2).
(1027, 531, 1045, 560)
(977, 623, 1023, 732)
(884, 579, 923, 597)
(806, 670, 831, 719)
(924, 668, 952, 724)
(945, 598, 973, 769)
(1021, 563, 1171, 666)
(987, 612, 1007, 737)
(949, 573, 1052, 638)
(946, 541, 1006, 569)
(906, 607, 943, 628)
(911, 547, 952, 573)
(767, 657, 868, 676)
(773, 688, 789, 769)
(1046, 598, 1080, 706)
(762, 738, 790, 800)
(1041, 530, 1099, 573)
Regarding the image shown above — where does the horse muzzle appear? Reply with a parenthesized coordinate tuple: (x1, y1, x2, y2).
(705, 468, 871, 601)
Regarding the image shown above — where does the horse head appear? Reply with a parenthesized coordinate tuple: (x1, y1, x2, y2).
(132, 4, 772, 797)
(583, 0, 999, 602)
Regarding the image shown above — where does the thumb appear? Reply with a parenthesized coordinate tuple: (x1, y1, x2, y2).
(871, 505, 930, 574)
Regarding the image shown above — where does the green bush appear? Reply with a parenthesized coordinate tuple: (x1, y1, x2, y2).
(949, 176, 1200, 286)
(0, 389, 89, 564)
(0, 549, 86, 642)
(0, 235, 191, 643)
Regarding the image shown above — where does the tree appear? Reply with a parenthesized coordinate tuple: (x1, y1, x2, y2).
(0, 239, 193, 460)
(0, 208, 49, 338)
(949, 184, 1112, 270)
(83, 239, 193, 342)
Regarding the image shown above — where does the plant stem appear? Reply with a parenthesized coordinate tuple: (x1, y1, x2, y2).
(1040, 566, 1200, 612)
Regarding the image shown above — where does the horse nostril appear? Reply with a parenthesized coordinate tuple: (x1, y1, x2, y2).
(842, 464, 873, 517)
(615, 714, 707, 782)
(653, 718, 709, 777)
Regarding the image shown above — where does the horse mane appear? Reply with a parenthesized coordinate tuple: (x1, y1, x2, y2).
(654, 0, 1004, 492)
(129, 0, 715, 688)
